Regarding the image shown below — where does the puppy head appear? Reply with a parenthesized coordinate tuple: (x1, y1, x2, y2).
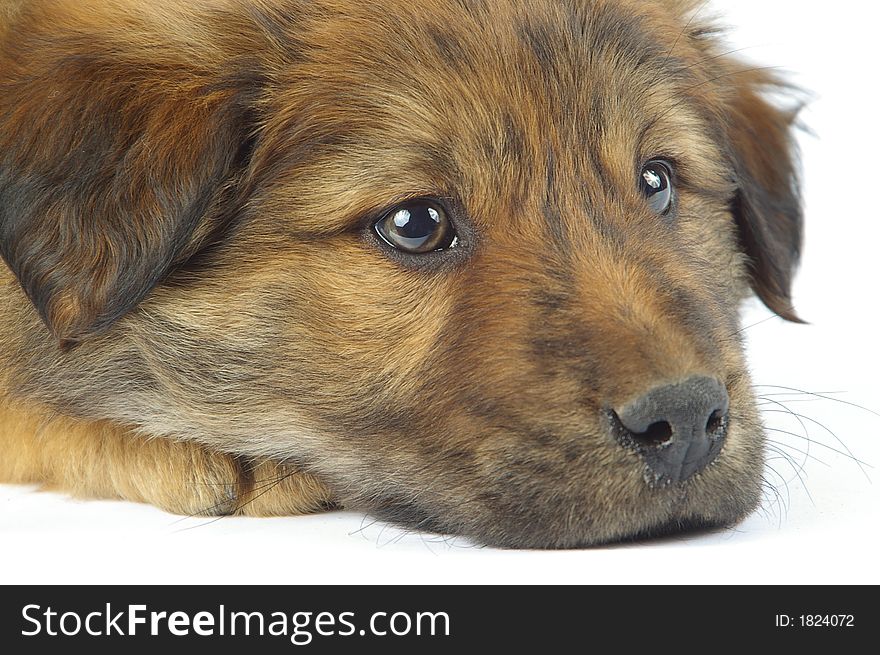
(0, 0, 802, 547)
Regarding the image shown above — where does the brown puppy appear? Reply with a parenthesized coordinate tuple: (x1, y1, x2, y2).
(0, 0, 802, 548)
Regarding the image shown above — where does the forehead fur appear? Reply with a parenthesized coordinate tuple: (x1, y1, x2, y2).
(247, 0, 730, 235)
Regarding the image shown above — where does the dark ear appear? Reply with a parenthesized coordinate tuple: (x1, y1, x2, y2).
(723, 69, 804, 322)
(0, 8, 259, 346)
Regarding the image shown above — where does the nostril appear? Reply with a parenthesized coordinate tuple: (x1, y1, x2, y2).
(633, 421, 673, 447)
(609, 412, 673, 448)
(706, 409, 727, 438)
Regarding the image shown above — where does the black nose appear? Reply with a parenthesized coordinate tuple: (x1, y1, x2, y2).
(613, 376, 730, 485)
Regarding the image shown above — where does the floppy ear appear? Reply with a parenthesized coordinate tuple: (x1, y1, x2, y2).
(0, 8, 260, 347)
(722, 69, 804, 322)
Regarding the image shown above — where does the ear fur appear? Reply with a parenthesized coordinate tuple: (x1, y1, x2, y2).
(0, 3, 261, 346)
(722, 68, 805, 322)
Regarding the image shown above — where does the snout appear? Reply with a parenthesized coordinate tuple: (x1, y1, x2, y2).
(365, 372, 762, 549)
(611, 376, 730, 485)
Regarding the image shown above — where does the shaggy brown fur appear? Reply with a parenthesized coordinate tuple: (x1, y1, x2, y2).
(0, 0, 802, 547)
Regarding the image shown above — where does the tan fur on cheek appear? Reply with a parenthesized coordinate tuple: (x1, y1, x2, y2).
(278, 241, 458, 390)
(0, 1, 23, 32)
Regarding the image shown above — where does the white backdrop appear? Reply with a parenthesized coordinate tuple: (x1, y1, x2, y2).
(1, 0, 878, 584)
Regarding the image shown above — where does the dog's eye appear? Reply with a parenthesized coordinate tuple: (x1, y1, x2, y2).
(640, 161, 673, 215)
(374, 200, 457, 254)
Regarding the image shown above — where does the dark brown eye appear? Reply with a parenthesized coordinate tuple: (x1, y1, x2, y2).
(640, 161, 673, 215)
(374, 200, 456, 254)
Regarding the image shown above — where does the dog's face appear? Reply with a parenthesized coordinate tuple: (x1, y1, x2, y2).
(0, 0, 801, 547)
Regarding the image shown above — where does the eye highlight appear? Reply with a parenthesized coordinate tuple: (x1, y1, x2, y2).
(374, 199, 457, 254)
(640, 160, 674, 215)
